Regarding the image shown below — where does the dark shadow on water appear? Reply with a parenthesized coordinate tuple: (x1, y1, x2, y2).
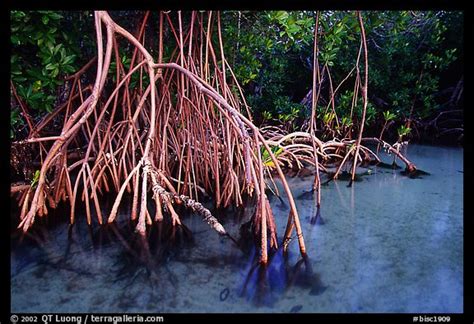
(322, 171, 364, 186)
(400, 169, 431, 179)
(237, 217, 269, 256)
(374, 161, 430, 179)
(276, 197, 289, 211)
(267, 192, 289, 211)
(296, 189, 325, 225)
(238, 248, 328, 308)
(238, 248, 285, 308)
(12, 223, 101, 280)
(12, 201, 327, 311)
(310, 206, 324, 225)
(105, 221, 198, 294)
(297, 190, 315, 200)
(376, 161, 403, 170)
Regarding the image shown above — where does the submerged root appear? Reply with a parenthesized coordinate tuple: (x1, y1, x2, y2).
(145, 158, 227, 236)
(239, 248, 327, 307)
(13, 11, 308, 264)
(11, 11, 423, 268)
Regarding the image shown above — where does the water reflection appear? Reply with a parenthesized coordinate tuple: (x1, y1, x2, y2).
(239, 249, 327, 308)
(11, 144, 463, 313)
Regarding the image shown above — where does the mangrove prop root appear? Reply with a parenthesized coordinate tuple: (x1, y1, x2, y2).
(12, 10, 310, 264)
(145, 158, 226, 236)
(11, 10, 420, 265)
(361, 138, 417, 172)
(350, 12, 369, 183)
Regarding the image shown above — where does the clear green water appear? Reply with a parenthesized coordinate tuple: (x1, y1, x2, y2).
(11, 144, 463, 313)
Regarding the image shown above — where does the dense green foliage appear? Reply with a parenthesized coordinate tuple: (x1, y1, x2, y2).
(10, 11, 94, 138)
(222, 11, 462, 138)
(10, 10, 463, 141)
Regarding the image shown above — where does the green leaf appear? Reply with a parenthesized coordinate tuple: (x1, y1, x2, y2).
(63, 65, 76, 73)
(60, 47, 67, 60)
(42, 15, 49, 25)
(13, 76, 27, 82)
(53, 44, 62, 55)
(33, 80, 42, 92)
(48, 12, 63, 20)
(287, 24, 301, 34)
(29, 92, 43, 100)
(11, 35, 20, 45)
(47, 42, 55, 54)
(45, 63, 56, 70)
(274, 11, 289, 22)
(31, 170, 41, 187)
(26, 85, 33, 97)
(46, 33, 55, 45)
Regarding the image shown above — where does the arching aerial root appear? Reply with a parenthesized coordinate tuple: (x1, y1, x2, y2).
(13, 11, 307, 265)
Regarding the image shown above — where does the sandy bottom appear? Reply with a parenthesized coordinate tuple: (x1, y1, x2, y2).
(11, 144, 463, 313)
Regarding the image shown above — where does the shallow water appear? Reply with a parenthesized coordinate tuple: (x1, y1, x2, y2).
(11, 144, 463, 313)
